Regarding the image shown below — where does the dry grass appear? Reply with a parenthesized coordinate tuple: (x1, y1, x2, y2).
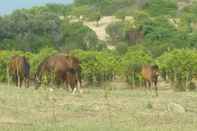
(0, 82, 197, 131)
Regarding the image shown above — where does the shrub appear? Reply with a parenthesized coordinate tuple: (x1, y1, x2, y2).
(0, 50, 34, 81)
(106, 22, 125, 42)
(121, 49, 154, 87)
(72, 50, 120, 84)
(157, 49, 197, 91)
(116, 42, 128, 55)
(0, 48, 57, 82)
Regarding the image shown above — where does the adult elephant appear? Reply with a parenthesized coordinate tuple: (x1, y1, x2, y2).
(35, 54, 81, 94)
(8, 56, 30, 88)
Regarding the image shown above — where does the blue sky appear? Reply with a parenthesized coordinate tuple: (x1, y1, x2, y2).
(0, 0, 73, 15)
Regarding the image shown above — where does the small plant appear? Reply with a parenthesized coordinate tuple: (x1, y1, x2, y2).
(187, 82, 196, 91)
(174, 82, 186, 92)
(146, 101, 153, 109)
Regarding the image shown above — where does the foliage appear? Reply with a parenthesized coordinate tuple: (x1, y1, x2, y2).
(1, 0, 197, 55)
(70, 5, 91, 17)
(0, 48, 197, 92)
(27, 4, 72, 16)
(29, 48, 58, 73)
(157, 49, 197, 91)
(121, 49, 153, 86)
(87, 11, 101, 23)
(106, 22, 126, 42)
(116, 42, 128, 55)
(0, 8, 102, 52)
(115, 10, 126, 20)
(74, 0, 113, 15)
(143, 0, 177, 17)
(133, 11, 197, 52)
(106, 20, 137, 44)
(180, 1, 197, 22)
(0, 50, 33, 81)
(140, 42, 175, 57)
(0, 0, 197, 91)
(60, 22, 102, 51)
(0, 48, 57, 81)
(72, 50, 120, 84)
(140, 17, 176, 42)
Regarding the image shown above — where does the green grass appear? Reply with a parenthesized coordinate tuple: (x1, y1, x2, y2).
(0, 82, 197, 131)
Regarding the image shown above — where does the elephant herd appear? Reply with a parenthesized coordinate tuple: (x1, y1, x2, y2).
(7, 53, 159, 95)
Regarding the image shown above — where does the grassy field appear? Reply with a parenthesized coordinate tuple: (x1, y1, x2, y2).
(0, 82, 197, 131)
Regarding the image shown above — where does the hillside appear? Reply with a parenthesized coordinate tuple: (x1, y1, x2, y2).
(0, 0, 197, 55)
(83, 16, 121, 49)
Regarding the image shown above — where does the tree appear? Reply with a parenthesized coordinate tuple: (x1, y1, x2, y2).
(115, 10, 126, 21)
(70, 5, 90, 18)
(157, 49, 197, 91)
(72, 50, 119, 84)
(106, 22, 125, 42)
(0, 7, 102, 52)
(144, 0, 177, 17)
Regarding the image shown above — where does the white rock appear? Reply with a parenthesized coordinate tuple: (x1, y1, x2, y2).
(167, 103, 186, 113)
(49, 88, 54, 92)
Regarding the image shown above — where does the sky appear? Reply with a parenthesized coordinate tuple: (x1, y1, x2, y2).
(0, 0, 73, 15)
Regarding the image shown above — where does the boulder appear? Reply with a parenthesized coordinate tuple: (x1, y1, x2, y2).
(167, 103, 186, 113)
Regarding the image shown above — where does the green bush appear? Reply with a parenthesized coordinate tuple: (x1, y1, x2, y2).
(116, 42, 128, 55)
(106, 22, 125, 42)
(72, 50, 120, 84)
(0, 48, 197, 90)
(29, 48, 58, 74)
(121, 49, 154, 87)
(0, 48, 57, 82)
(0, 50, 34, 81)
(157, 49, 197, 91)
(144, 0, 177, 17)
(0, 9, 102, 52)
